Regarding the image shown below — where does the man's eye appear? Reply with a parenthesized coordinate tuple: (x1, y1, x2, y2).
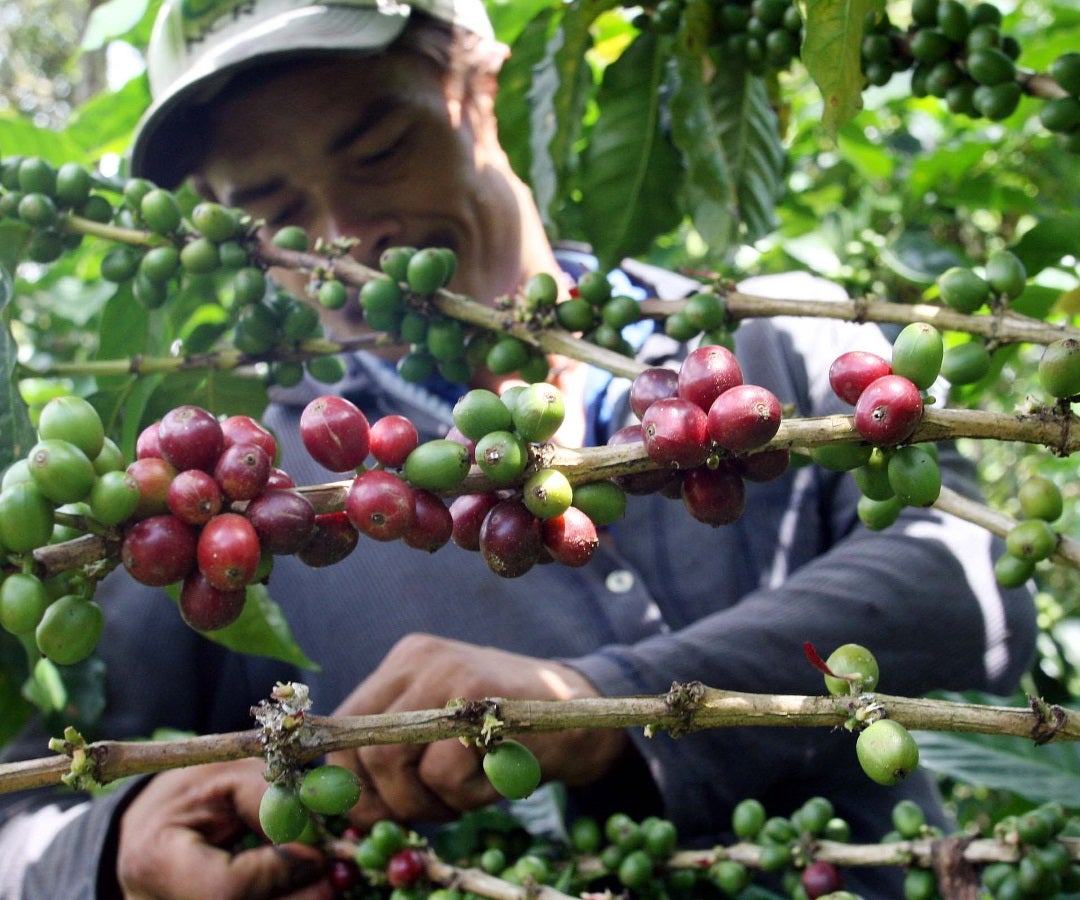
(355, 134, 406, 167)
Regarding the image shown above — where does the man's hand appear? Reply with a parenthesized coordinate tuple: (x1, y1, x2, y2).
(326, 634, 628, 828)
(116, 759, 331, 899)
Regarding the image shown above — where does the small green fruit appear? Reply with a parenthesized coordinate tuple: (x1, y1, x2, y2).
(887, 444, 941, 507)
(259, 782, 309, 844)
(1038, 338, 1080, 399)
(856, 719, 920, 786)
(1005, 518, 1058, 562)
(823, 643, 880, 695)
(35, 594, 104, 665)
(482, 739, 541, 800)
(512, 382, 565, 443)
(891, 322, 943, 391)
(402, 439, 471, 491)
(940, 341, 991, 385)
(1017, 475, 1063, 522)
(298, 764, 362, 816)
(994, 552, 1034, 588)
(985, 249, 1027, 299)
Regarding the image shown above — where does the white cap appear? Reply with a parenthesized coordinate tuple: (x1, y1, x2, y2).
(130, 0, 493, 186)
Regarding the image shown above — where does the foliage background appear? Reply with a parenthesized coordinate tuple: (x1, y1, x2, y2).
(2, 0, 1080, 834)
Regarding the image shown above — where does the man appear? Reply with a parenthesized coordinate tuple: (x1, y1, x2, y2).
(0, 1, 1036, 897)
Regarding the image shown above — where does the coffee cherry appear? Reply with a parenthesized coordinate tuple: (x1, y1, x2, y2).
(1038, 338, 1080, 399)
(271, 225, 309, 251)
(887, 444, 941, 507)
(191, 201, 241, 242)
(829, 351, 893, 405)
(856, 719, 919, 785)
(259, 782, 309, 844)
(823, 643, 880, 695)
(0, 573, 49, 635)
(707, 383, 782, 451)
(220, 415, 278, 462)
(1017, 475, 1063, 522)
(512, 382, 565, 443)
(402, 439, 471, 491)
(892, 798, 928, 839)
(35, 594, 104, 665)
(681, 464, 746, 526)
(28, 439, 96, 504)
(178, 569, 246, 631)
(89, 470, 141, 526)
(406, 247, 450, 294)
(937, 266, 990, 313)
(1050, 51, 1080, 96)
(853, 375, 924, 446)
(244, 489, 316, 555)
(940, 340, 991, 385)
(296, 511, 358, 567)
(479, 499, 542, 577)
(524, 272, 559, 309)
(1005, 518, 1058, 562)
(0, 481, 55, 552)
(993, 551, 1035, 588)
(37, 396, 105, 459)
(853, 448, 894, 501)
(711, 859, 751, 894)
(571, 480, 626, 526)
(122, 514, 197, 586)
(629, 367, 679, 420)
(180, 237, 220, 274)
(386, 847, 426, 889)
(483, 739, 542, 800)
(474, 430, 528, 485)
(985, 249, 1027, 300)
(449, 493, 499, 550)
(973, 80, 1022, 120)
(541, 506, 599, 567)
(197, 512, 261, 590)
(140, 188, 182, 233)
(17, 157, 56, 195)
(100, 245, 142, 283)
(641, 398, 710, 469)
(368, 415, 420, 468)
(811, 442, 873, 472)
(891, 323, 943, 391)
(401, 489, 454, 553)
(214, 442, 271, 502)
(607, 424, 681, 495)
(158, 405, 224, 473)
(346, 469, 416, 541)
(453, 389, 513, 441)
(556, 297, 598, 332)
(125, 457, 177, 519)
(231, 267, 268, 305)
(677, 345, 744, 411)
(523, 468, 573, 519)
(731, 798, 766, 840)
(802, 860, 844, 898)
(299, 395, 370, 472)
(298, 764, 362, 815)
(485, 336, 531, 375)
(736, 447, 791, 482)
(858, 494, 905, 530)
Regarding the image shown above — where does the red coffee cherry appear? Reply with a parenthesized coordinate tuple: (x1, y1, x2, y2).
(677, 344, 743, 412)
(122, 515, 197, 586)
(244, 489, 316, 555)
(178, 569, 246, 631)
(158, 405, 224, 473)
(300, 395, 370, 472)
(197, 512, 261, 590)
(345, 469, 416, 542)
(707, 384, 782, 452)
(828, 351, 892, 405)
(853, 375, 924, 447)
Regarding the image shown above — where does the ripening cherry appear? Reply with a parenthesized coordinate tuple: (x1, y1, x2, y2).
(853, 375, 924, 447)
(296, 511, 358, 567)
(178, 569, 247, 631)
(346, 469, 416, 542)
(135, 421, 163, 459)
(607, 424, 680, 495)
(681, 464, 746, 526)
(369, 414, 420, 467)
(828, 351, 892, 405)
(197, 512, 262, 591)
(300, 395, 370, 472)
(244, 489, 316, 555)
(677, 344, 743, 412)
(167, 468, 223, 525)
(122, 515, 197, 586)
(641, 398, 710, 469)
(214, 442, 271, 501)
(479, 499, 542, 578)
(220, 414, 278, 462)
(449, 493, 500, 551)
(707, 384, 782, 452)
(402, 489, 454, 553)
(541, 507, 599, 567)
(629, 367, 679, 420)
(126, 457, 177, 519)
(158, 405, 224, 472)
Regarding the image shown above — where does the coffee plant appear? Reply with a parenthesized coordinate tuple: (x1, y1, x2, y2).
(1, 0, 1080, 897)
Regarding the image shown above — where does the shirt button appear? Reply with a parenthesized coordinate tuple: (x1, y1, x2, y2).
(605, 569, 634, 593)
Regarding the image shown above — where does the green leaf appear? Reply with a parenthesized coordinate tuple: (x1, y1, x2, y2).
(65, 76, 152, 158)
(0, 267, 40, 471)
(498, 8, 554, 187)
(1012, 215, 1080, 277)
(81, 0, 153, 50)
(580, 31, 683, 267)
(197, 583, 319, 670)
(797, 0, 881, 134)
(915, 728, 1080, 807)
(0, 631, 32, 749)
(0, 115, 94, 166)
(528, 1, 613, 230)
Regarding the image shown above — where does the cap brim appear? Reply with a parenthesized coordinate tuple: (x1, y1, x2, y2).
(130, 6, 407, 187)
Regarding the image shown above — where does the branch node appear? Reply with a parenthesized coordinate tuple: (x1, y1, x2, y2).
(48, 726, 103, 791)
(448, 698, 500, 748)
(664, 680, 706, 738)
(251, 681, 312, 783)
(1028, 694, 1068, 745)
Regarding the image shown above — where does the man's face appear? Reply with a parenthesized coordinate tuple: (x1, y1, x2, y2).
(199, 52, 526, 331)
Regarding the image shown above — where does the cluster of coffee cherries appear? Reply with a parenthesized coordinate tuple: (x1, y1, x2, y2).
(299, 383, 614, 579)
(614, 343, 788, 526)
(819, 322, 949, 533)
(860, 1, 1080, 150)
(0, 395, 137, 664)
(121, 405, 318, 631)
(981, 801, 1080, 898)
